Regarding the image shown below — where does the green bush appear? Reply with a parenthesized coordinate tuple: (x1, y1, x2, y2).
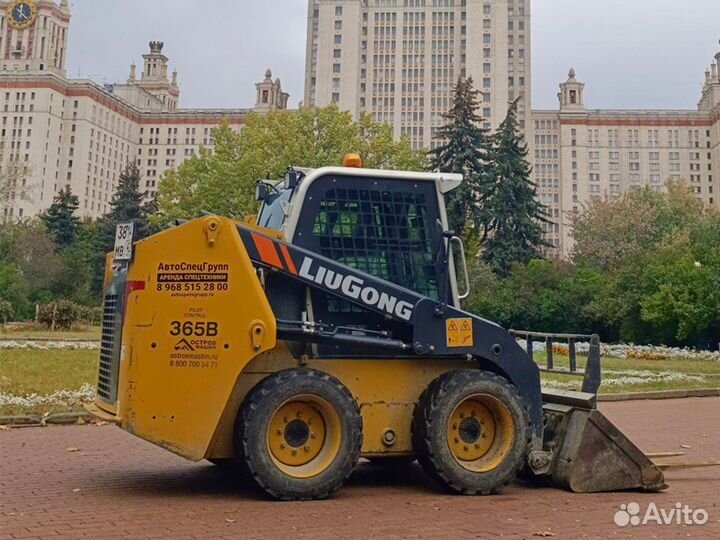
(37, 300, 80, 330)
(77, 305, 102, 325)
(0, 298, 14, 324)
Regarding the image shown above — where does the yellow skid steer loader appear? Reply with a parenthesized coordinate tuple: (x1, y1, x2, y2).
(87, 158, 665, 500)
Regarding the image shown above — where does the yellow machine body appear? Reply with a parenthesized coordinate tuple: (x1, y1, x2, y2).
(89, 216, 468, 461)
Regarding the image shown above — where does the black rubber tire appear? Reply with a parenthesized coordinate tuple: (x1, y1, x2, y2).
(411, 370, 530, 495)
(235, 368, 362, 500)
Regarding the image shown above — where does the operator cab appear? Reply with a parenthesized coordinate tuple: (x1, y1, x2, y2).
(256, 159, 466, 357)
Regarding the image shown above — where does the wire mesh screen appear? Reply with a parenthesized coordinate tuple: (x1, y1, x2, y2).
(310, 186, 439, 313)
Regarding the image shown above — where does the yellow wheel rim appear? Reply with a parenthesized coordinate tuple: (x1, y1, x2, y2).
(266, 395, 341, 479)
(447, 394, 515, 473)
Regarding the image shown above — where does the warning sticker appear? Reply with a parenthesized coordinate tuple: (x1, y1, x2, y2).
(446, 317, 473, 348)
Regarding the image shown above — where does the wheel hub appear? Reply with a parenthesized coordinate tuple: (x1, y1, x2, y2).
(447, 399, 496, 462)
(284, 419, 310, 448)
(268, 401, 326, 466)
(458, 416, 482, 444)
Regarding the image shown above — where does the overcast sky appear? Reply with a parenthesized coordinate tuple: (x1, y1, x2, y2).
(66, 0, 720, 111)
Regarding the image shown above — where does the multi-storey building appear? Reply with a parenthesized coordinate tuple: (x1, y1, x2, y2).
(305, 0, 531, 150)
(1, 0, 289, 221)
(304, 1, 719, 257)
(533, 49, 720, 255)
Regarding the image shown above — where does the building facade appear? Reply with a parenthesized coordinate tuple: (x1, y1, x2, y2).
(1, 0, 289, 221)
(533, 51, 720, 255)
(304, 1, 719, 257)
(305, 0, 531, 150)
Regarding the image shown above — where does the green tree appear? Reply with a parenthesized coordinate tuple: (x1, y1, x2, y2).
(104, 162, 156, 237)
(0, 221, 63, 301)
(156, 122, 250, 224)
(0, 297, 14, 325)
(156, 107, 424, 224)
(428, 77, 492, 235)
(639, 233, 720, 346)
(356, 113, 426, 171)
(0, 264, 27, 318)
(572, 182, 704, 270)
(40, 187, 81, 248)
(91, 162, 157, 294)
(481, 99, 549, 275)
(573, 182, 720, 347)
(463, 258, 605, 336)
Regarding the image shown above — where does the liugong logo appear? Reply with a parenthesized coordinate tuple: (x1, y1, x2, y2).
(614, 502, 709, 527)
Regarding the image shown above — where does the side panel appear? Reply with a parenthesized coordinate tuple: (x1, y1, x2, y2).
(315, 358, 472, 454)
(117, 217, 276, 460)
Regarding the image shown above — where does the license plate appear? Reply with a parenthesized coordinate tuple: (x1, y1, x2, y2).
(114, 222, 134, 261)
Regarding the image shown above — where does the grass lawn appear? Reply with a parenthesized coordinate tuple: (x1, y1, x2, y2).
(0, 326, 101, 341)
(0, 347, 718, 418)
(536, 353, 720, 394)
(0, 349, 98, 417)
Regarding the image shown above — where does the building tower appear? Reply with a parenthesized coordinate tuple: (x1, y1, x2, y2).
(304, 0, 533, 150)
(0, 0, 70, 75)
(699, 42, 720, 111)
(558, 68, 585, 112)
(254, 68, 290, 112)
(131, 41, 180, 110)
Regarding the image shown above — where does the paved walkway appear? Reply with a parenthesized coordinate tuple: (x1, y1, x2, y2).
(1, 398, 719, 540)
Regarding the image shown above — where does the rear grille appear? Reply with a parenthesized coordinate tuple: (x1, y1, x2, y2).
(97, 293, 119, 401)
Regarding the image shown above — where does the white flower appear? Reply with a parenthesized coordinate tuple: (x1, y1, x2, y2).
(0, 383, 95, 407)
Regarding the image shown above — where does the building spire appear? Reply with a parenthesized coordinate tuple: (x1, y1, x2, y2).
(255, 69, 289, 112)
(558, 68, 585, 111)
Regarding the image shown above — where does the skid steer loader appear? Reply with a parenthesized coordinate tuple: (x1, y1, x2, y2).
(87, 157, 665, 500)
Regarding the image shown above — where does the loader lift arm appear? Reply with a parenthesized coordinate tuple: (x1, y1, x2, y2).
(237, 223, 546, 443)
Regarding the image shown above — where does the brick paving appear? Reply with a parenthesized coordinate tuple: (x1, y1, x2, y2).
(1, 397, 719, 540)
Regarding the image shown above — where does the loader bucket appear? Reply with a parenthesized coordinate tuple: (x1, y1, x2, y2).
(541, 390, 666, 493)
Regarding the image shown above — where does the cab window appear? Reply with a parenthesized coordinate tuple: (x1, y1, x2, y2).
(257, 187, 292, 231)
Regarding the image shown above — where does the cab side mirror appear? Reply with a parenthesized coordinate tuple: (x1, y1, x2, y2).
(284, 169, 299, 189)
(256, 182, 269, 202)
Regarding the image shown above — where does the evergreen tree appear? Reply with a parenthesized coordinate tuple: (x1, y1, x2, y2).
(91, 162, 158, 293)
(40, 187, 80, 248)
(481, 99, 550, 275)
(106, 162, 156, 236)
(428, 77, 492, 234)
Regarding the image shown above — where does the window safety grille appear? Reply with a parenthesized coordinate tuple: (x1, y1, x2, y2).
(311, 187, 439, 313)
